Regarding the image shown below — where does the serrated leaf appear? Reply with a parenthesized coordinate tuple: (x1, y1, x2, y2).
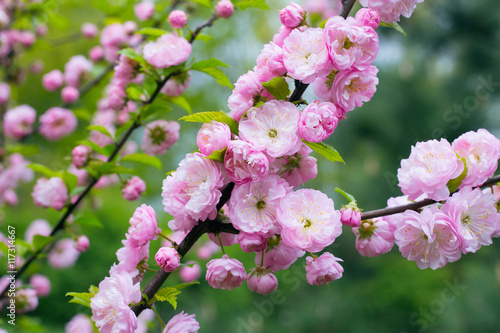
(189, 0, 211, 8)
(334, 188, 356, 203)
(153, 287, 181, 309)
(236, 0, 269, 10)
(262, 77, 290, 100)
(172, 281, 200, 290)
(73, 214, 103, 228)
(447, 157, 468, 194)
(143, 101, 173, 121)
(166, 95, 192, 114)
(191, 58, 229, 70)
(379, 21, 407, 36)
(191, 67, 233, 89)
(61, 171, 78, 193)
(127, 84, 146, 100)
(87, 125, 113, 139)
(66, 292, 93, 308)
(303, 140, 344, 164)
(76, 139, 107, 155)
(205, 148, 226, 163)
(32, 235, 54, 252)
(28, 163, 58, 178)
(180, 111, 238, 135)
(121, 153, 162, 170)
(136, 27, 167, 37)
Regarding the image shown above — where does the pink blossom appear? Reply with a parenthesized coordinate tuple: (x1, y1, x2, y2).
(216, 0, 234, 19)
(64, 55, 92, 88)
(277, 189, 342, 252)
(197, 120, 231, 156)
(247, 268, 278, 294)
(353, 218, 394, 257)
(72, 145, 91, 168)
(164, 311, 200, 333)
(340, 203, 362, 228)
(127, 204, 160, 248)
(39, 107, 77, 141)
(270, 144, 318, 188)
(305, 252, 344, 286)
(143, 34, 191, 68)
(282, 27, 332, 84)
(15, 288, 38, 314)
(324, 16, 379, 71)
(100, 22, 128, 48)
(228, 70, 263, 122)
(197, 241, 220, 260)
(81, 23, 98, 38)
(48, 239, 80, 268)
(135, 1, 155, 21)
(75, 235, 90, 252)
(237, 231, 268, 253)
(359, 0, 424, 23)
(272, 25, 293, 48)
(29, 274, 51, 297)
(61, 86, 79, 104)
(65, 314, 94, 333)
(136, 309, 155, 333)
(2, 104, 36, 139)
(162, 153, 225, 232)
(298, 100, 342, 142)
(398, 139, 465, 201)
(280, 2, 306, 28)
(224, 140, 270, 184)
(24, 219, 51, 243)
(206, 254, 247, 290)
(0, 82, 10, 104)
(441, 186, 498, 253)
(42, 69, 64, 91)
(155, 247, 181, 272)
(305, 0, 342, 19)
(89, 46, 104, 62)
(168, 10, 188, 29)
(122, 176, 146, 201)
(256, 237, 304, 271)
(207, 231, 238, 247)
(161, 73, 190, 96)
(68, 165, 89, 186)
(255, 43, 286, 83)
(355, 8, 381, 29)
(108, 55, 138, 111)
(385, 194, 429, 230)
(180, 262, 201, 283)
(229, 175, 291, 235)
(394, 207, 462, 269)
(32, 177, 68, 210)
(239, 100, 301, 158)
(90, 271, 141, 333)
(141, 119, 180, 155)
(452, 128, 500, 188)
(114, 240, 150, 280)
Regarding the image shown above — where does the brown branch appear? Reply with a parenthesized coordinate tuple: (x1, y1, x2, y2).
(189, 14, 218, 43)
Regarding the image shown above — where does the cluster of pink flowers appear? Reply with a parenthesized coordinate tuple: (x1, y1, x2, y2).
(99, 22, 141, 62)
(0, 153, 33, 206)
(107, 55, 138, 111)
(359, 0, 424, 23)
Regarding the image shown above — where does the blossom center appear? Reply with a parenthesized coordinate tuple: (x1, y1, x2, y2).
(268, 129, 278, 138)
(303, 218, 312, 228)
(256, 200, 266, 210)
(150, 126, 166, 145)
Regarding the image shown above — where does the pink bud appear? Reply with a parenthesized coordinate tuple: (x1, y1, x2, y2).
(216, 0, 234, 19)
(279, 2, 305, 28)
(247, 268, 278, 295)
(123, 21, 137, 35)
(75, 235, 89, 252)
(121, 176, 146, 201)
(89, 46, 104, 62)
(355, 8, 380, 29)
(168, 10, 188, 29)
(206, 254, 247, 290)
(42, 69, 64, 92)
(71, 145, 91, 168)
(237, 232, 268, 253)
(61, 86, 79, 104)
(155, 247, 181, 272)
(36, 24, 48, 37)
(29, 274, 51, 297)
(134, 1, 155, 21)
(81, 23, 98, 38)
(340, 204, 362, 228)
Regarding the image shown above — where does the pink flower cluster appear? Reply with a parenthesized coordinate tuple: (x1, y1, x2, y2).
(100, 22, 140, 62)
(108, 55, 138, 111)
(143, 33, 191, 69)
(0, 153, 33, 206)
(359, 0, 424, 23)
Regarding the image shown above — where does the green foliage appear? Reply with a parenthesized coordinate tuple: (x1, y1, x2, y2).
(120, 153, 162, 170)
(189, 0, 211, 8)
(334, 187, 356, 203)
(180, 111, 239, 135)
(303, 140, 345, 164)
(66, 285, 98, 309)
(153, 287, 182, 309)
(236, 0, 269, 10)
(379, 21, 407, 36)
(28, 163, 58, 178)
(262, 77, 290, 100)
(73, 214, 104, 228)
(135, 27, 167, 37)
(165, 95, 192, 114)
(32, 235, 54, 252)
(447, 157, 468, 193)
(86, 125, 114, 139)
(205, 148, 227, 163)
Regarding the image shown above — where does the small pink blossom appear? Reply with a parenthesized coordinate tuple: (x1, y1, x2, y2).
(2, 104, 36, 139)
(255, 43, 286, 83)
(279, 2, 306, 28)
(197, 121, 231, 156)
(25, 219, 51, 243)
(141, 120, 180, 155)
(272, 25, 293, 48)
(216, 0, 234, 19)
(353, 218, 394, 257)
(42, 69, 64, 91)
(228, 70, 263, 122)
(256, 237, 304, 271)
(39, 107, 77, 141)
(270, 144, 318, 188)
(75, 235, 90, 252)
(169, 10, 188, 29)
(15, 289, 38, 314)
(89, 46, 104, 62)
(180, 262, 201, 283)
(29, 274, 51, 297)
(65, 314, 94, 333)
(48, 239, 80, 268)
(340, 203, 362, 228)
(100, 23, 128, 49)
(206, 254, 247, 290)
(135, 1, 155, 21)
(64, 55, 92, 88)
(143, 34, 191, 69)
(398, 139, 465, 201)
(305, 252, 344, 286)
(127, 204, 160, 248)
(224, 140, 270, 185)
(247, 268, 278, 294)
(122, 176, 146, 201)
(81, 23, 98, 38)
(72, 145, 91, 168)
(155, 247, 181, 272)
(164, 311, 200, 333)
(32, 177, 68, 210)
(359, 0, 424, 23)
(61, 86, 79, 104)
(237, 231, 268, 253)
(298, 100, 342, 142)
(355, 7, 381, 29)
(161, 73, 190, 96)
(197, 241, 220, 260)
(114, 240, 150, 280)
(0, 82, 10, 104)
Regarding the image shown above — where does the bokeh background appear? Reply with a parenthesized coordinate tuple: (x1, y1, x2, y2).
(2, 0, 500, 332)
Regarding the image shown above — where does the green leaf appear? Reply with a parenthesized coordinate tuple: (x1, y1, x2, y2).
(189, 0, 211, 8)
(73, 213, 104, 228)
(76, 139, 107, 156)
(143, 101, 173, 121)
(61, 171, 78, 193)
(87, 125, 113, 139)
(127, 84, 146, 100)
(180, 111, 239, 135)
(195, 34, 212, 43)
(303, 140, 344, 164)
(121, 153, 162, 170)
(191, 58, 229, 70)
(99, 162, 138, 176)
(166, 95, 192, 114)
(447, 157, 468, 194)
(319, 19, 328, 29)
(205, 148, 226, 163)
(6, 144, 40, 156)
(379, 21, 407, 36)
(153, 287, 181, 309)
(262, 77, 290, 100)
(117, 48, 146, 64)
(191, 67, 233, 89)
(66, 292, 93, 308)
(236, 0, 269, 10)
(28, 163, 58, 178)
(334, 188, 356, 203)
(136, 27, 167, 37)
(72, 108, 93, 122)
(0, 242, 8, 256)
(172, 281, 200, 290)
(32, 235, 54, 252)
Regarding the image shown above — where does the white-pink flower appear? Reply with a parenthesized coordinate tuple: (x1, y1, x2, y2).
(81, 23, 99, 38)
(134, 1, 155, 21)
(228, 70, 263, 122)
(141, 119, 180, 155)
(2, 104, 37, 139)
(25, 219, 51, 243)
(29, 274, 51, 297)
(127, 204, 160, 248)
(48, 239, 80, 268)
(197, 121, 231, 156)
(39, 107, 78, 141)
(452, 128, 500, 188)
(239, 100, 301, 158)
(206, 254, 247, 290)
(255, 43, 286, 83)
(164, 311, 200, 333)
(298, 100, 343, 142)
(155, 247, 181, 272)
(353, 218, 395, 257)
(359, 0, 424, 23)
(65, 314, 94, 333)
(32, 177, 68, 210)
(143, 34, 191, 68)
(256, 237, 304, 271)
(270, 144, 318, 188)
(228, 175, 291, 235)
(168, 10, 188, 29)
(305, 252, 344, 286)
(283, 27, 332, 84)
(247, 268, 278, 294)
(279, 2, 306, 28)
(64, 55, 92, 88)
(398, 139, 465, 201)
(42, 69, 64, 91)
(237, 231, 268, 253)
(180, 262, 201, 283)
(224, 139, 270, 185)
(277, 189, 342, 253)
(122, 176, 146, 201)
(216, 0, 234, 19)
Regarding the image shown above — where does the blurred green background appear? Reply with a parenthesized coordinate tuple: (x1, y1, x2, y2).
(1, 0, 500, 332)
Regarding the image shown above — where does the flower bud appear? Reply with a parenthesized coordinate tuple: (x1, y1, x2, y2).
(155, 247, 181, 272)
(279, 2, 306, 28)
(168, 10, 188, 29)
(216, 0, 234, 19)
